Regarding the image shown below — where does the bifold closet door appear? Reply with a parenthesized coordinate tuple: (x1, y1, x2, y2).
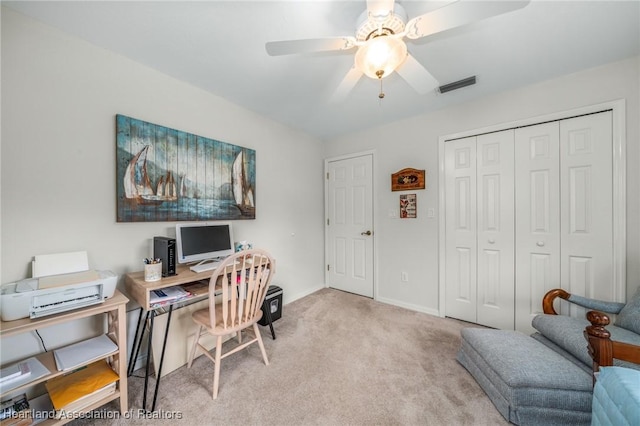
(444, 136, 477, 323)
(514, 111, 613, 330)
(445, 131, 515, 329)
(514, 122, 561, 333)
(476, 131, 515, 329)
(560, 111, 613, 317)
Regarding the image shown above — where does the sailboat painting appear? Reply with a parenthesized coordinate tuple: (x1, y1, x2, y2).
(116, 114, 256, 222)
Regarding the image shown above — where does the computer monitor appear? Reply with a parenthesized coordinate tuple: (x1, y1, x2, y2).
(175, 222, 235, 264)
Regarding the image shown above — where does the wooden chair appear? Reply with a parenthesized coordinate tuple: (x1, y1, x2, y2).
(186, 249, 276, 399)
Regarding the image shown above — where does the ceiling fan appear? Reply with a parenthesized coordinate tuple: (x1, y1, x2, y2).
(265, 0, 530, 100)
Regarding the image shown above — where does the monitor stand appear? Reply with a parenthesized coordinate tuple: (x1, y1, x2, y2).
(189, 258, 224, 273)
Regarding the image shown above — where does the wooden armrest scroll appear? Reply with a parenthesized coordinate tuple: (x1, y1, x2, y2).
(542, 288, 570, 315)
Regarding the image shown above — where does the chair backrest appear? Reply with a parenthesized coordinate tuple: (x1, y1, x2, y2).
(207, 249, 276, 332)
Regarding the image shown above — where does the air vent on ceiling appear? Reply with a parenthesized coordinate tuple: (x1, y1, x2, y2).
(438, 76, 476, 94)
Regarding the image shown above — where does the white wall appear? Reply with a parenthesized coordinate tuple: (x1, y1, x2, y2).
(1, 8, 325, 363)
(325, 56, 640, 314)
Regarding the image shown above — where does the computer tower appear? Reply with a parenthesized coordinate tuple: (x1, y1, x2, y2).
(153, 236, 176, 277)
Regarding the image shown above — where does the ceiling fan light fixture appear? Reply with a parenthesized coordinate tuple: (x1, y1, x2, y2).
(354, 35, 407, 80)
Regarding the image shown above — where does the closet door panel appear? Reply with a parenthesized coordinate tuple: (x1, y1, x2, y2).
(476, 130, 515, 329)
(445, 137, 477, 323)
(514, 122, 560, 333)
(561, 111, 613, 317)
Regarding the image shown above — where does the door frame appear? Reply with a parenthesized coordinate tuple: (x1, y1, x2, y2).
(324, 150, 377, 299)
(438, 99, 627, 317)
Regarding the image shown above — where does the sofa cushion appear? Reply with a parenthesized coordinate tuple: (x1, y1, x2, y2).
(532, 314, 640, 370)
(615, 287, 640, 334)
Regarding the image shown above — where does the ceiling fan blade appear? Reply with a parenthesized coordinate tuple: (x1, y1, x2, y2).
(367, 0, 395, 21)
(404, 0, 530, 40)
(330, 66, 363, 103)
(265, 37, 357, 56)
(395, 54, 439, 95)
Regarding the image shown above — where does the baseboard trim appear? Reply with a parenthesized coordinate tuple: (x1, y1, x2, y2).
(376, 296, 440, 317)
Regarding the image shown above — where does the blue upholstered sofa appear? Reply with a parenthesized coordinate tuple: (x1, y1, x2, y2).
(457, 287, 640, 425)
(532, 288, 640, 374)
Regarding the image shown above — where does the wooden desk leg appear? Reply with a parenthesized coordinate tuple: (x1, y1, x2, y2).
(116, 303, 129, 414)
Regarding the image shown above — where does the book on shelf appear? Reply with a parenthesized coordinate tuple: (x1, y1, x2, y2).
(0, 394, 31, 426)
(53, 334, 118, 372)
(0, 363, 30, 385)
(45, 359, 118, 414)
(149, 285, 190, 306)
(0, 358, 50, 394)
(27, 394, 53, 425)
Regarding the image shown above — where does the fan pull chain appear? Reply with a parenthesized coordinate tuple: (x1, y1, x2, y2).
(376, 70, 385, 99)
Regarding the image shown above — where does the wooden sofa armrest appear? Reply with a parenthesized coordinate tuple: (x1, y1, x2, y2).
(584, 310, 640, 384)
(542, 288, 571, 315)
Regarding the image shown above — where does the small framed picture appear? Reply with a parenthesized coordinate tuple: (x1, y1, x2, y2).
(400, 194, 417, 219)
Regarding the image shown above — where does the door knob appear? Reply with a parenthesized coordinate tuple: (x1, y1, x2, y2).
(536, 241, 545, 247)
(361, 230, 372, 236)
(488, 239, 495, 244)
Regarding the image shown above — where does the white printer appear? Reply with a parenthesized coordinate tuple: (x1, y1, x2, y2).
(0, 251, 118, 321)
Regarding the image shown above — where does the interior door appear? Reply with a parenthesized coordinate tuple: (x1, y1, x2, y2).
(326, 154, 374, 298)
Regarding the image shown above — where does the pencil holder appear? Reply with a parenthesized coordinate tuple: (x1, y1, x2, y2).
(144, 262, 162, 282)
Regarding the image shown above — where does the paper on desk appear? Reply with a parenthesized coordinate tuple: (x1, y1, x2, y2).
(149, 286, 190, 304)
(0, 357, 50, 393)
(53, 334, 118, 372)
(32, 251, 89, 278)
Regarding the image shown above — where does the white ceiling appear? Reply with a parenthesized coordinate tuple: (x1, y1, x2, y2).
(4, 1, 639, 140)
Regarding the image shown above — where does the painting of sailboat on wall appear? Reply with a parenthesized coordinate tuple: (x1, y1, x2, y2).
(116, 114, 256, 222)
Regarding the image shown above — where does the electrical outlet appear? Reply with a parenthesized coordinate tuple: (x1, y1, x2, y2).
(401, 272, 409, 282)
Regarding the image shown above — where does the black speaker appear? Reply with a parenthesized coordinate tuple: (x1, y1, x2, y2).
(153, 236, 176, 277)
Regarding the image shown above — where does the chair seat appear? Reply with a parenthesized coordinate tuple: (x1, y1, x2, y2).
(192, 303, 264, 335)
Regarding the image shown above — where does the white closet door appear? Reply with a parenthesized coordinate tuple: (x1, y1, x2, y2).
(445, 136, 477, 323)
(476, 131, 515, 329)
(514, 122, 561, 333)
(560, 111, 613, 318)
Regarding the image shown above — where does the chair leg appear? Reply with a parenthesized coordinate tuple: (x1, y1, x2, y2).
(212, 335, 223, 399)
(187, 325, 202, 368)
(253, 323, 269, 366)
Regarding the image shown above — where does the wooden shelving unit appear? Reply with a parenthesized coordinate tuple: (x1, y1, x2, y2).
(0, 290, 129, 425)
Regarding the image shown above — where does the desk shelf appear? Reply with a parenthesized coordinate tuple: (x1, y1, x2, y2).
(0, 290, 129, 425)
(125, 264, 213, 311)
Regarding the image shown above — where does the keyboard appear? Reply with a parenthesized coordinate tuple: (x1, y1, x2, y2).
(189, 261, 221, 274)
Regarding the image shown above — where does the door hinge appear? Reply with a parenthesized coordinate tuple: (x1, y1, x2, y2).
(327, 218, 330, 226)
(327, 264, 330, 271)
(326, 172, 329, 180)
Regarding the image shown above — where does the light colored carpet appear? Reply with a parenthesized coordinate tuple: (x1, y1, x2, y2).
(73, 288, 507, 425)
